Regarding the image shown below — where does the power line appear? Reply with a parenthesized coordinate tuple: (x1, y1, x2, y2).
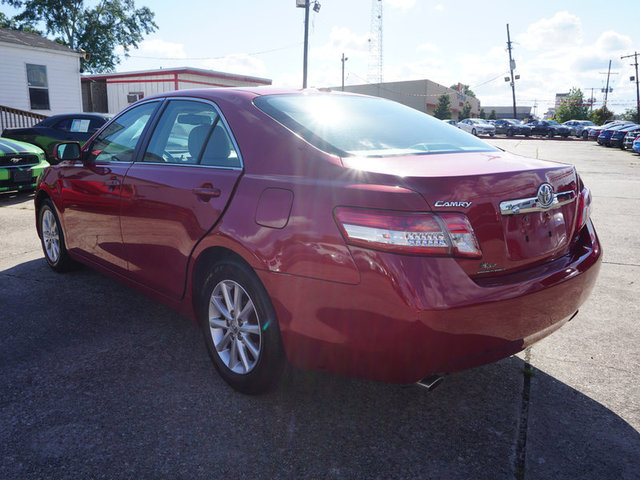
(124, 42, 302, 61)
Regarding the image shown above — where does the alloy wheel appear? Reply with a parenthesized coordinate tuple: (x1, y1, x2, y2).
(208, 280, 262, 374)
(42, 209, 60, 263)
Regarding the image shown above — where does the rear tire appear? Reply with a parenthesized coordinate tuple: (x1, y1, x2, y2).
(38, 199, 77, 272)
(199, 259, 286, 394)
(472, 128, 477, 136)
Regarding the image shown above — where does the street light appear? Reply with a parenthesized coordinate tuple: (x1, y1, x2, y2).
(297, 0, 321, 88)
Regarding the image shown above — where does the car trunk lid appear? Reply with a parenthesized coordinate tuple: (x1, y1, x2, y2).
(341, 150, 579, 277)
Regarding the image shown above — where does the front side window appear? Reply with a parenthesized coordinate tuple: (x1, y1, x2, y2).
(255, 94, 497, 157)
(26, 64, 50, 110)
(87, 102, 158, 163)
(143, 100, 240, 168)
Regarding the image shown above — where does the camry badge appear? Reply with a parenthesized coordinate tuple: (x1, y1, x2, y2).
(537, 183, 554, 208)
(434, 200, 472, 208)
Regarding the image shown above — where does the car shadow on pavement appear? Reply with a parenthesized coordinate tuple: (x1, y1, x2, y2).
(1, 258, 639, 480)
(0, 190, 35, 206)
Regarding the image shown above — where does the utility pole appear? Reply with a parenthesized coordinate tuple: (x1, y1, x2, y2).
(604, 60, 612, 108)
(341, 53, 348, 91)
(298, 0, 321, 88)
(506, 24, 517, 119)
(621, 52, 640, 124)
(302, 1, 310, 88)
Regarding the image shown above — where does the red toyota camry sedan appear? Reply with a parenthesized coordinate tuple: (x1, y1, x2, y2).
(35, 88, 601, 394)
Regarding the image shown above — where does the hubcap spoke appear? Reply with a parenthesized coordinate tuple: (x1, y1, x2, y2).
(211, 296, 232, 321)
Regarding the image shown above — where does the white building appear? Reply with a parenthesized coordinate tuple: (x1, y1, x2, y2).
(81, 67, 272, 115)
(0, 27, 83, 116)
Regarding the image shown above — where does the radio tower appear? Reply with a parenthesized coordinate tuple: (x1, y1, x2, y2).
(367, 0, 383, 84)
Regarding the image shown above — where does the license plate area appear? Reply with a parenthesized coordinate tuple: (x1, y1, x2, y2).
(12, 169, 33, 183)
(504, 209, 569, 261)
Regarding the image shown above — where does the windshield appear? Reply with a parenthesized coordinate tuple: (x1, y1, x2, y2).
(254, 93, 498, 157)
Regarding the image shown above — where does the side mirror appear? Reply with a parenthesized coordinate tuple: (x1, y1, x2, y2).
(54, 142, 82, 162)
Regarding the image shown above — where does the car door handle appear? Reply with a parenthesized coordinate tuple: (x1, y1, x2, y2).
(192, 186, 221, 199)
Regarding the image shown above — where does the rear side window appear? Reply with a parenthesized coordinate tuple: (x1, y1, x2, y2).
(87, 102, 158, 163)
(142, 99, 240, 168)
(255, 93, 497, 157)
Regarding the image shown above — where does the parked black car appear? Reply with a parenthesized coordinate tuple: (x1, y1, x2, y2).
(526, 120, 570, 138)
(623, 129, 640, 150)
(1, 113, 109, 163)
(493, 119, 532, 137)
(610, 124, 640, 149)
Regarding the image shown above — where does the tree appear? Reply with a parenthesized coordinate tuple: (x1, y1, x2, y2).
(590, 106, 613, 125)
(1, 0, 157, 73)
(554, 87, 590, 123)
(479, 108, 486, 119)
(433, 94, 451, 119)
(450, 83, 476, 98)
(621, 108, 639, 122)
(0, 11, 40, 32)
(459, 101, 472, 121)
(489, 109, 497, 120)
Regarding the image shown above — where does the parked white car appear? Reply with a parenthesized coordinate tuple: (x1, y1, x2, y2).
(457, 118, 496, 136)
(562, 120, 596, 138)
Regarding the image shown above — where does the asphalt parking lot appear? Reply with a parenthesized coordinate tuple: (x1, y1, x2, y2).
(1, 139, 638, 480)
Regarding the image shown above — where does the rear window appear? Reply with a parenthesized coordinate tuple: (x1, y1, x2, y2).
(254, 93, 498, 157)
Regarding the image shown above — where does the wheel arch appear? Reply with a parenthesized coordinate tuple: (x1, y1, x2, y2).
(34, 189, 52, 238)
(191, 245, 259, 321)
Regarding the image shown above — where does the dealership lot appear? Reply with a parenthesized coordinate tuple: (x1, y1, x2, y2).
(0, 139, 638, 479)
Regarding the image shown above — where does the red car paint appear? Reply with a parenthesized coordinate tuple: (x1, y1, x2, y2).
(36, 88, 601, 385)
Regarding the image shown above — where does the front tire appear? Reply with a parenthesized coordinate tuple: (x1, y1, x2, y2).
(38, 199, 76, 272)
(199, 259, 286, 394)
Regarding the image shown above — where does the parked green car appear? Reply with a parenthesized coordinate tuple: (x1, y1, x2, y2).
(0, 138, 49, 193)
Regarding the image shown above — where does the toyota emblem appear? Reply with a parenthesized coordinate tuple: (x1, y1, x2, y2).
(537, 183, 554, 208)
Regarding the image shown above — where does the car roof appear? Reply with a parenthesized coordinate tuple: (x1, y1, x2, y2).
(38, 112, 110, 126)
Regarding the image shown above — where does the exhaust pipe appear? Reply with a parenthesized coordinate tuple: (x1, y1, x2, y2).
(415, 374, 444, 391)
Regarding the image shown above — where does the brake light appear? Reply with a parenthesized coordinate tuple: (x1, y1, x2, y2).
(575, 187, 592, 231)
(334, 207, 482, 258)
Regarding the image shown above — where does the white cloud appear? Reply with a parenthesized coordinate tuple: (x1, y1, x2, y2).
(311, 26, 370, 61)
(594, 30, 632, 54)
(434, 4, 444, 11)
(516, 11, 583, 51)
(202, 54, 268, 78)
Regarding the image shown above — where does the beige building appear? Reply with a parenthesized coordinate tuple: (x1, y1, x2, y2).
(333, 79, 481, 118)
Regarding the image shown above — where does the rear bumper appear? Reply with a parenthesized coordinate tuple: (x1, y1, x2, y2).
(260, 221, 602, 384)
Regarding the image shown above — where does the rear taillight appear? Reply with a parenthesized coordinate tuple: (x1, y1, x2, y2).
(575, 187, 592, 231)
(334, 207, 482, 258)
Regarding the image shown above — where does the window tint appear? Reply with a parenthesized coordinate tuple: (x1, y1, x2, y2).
(87, 102, 158, 163)
(255, 94, 497, 156)
(143, 100, 240, 167)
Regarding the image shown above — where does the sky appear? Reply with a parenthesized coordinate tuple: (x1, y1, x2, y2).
(3, 0, 639, 115)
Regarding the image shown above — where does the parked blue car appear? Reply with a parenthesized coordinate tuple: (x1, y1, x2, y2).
(610, 124, 640, 149)
(633, 136, 640, 153)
